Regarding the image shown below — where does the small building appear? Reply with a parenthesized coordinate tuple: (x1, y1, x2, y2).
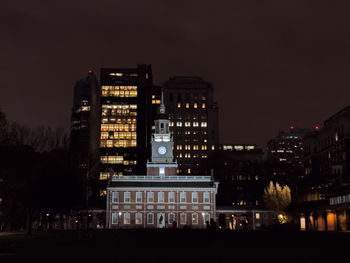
(106, 92, 218, 229)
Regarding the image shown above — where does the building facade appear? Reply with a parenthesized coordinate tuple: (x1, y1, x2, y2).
(106, 96, 218, 229)
(99, 65, 154, 193)
(295, 106, 350, 231)
(163, 77, 219, 175)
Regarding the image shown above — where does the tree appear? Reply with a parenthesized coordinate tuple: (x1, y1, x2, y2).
(263, 181, 291, 223)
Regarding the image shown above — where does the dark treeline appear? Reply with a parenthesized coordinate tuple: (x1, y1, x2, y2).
(0, 109, 85, 233)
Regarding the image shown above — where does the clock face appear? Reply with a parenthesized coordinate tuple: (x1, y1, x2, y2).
(158, 146, 166, 155)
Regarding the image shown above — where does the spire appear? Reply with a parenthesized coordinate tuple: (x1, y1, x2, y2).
(159, 88, 165, 114)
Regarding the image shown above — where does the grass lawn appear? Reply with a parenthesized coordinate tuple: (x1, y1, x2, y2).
(0, 229, 349, 262)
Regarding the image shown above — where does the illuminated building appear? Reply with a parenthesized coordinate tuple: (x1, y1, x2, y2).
(163, 77, 219, 175)
(295, 106, 350, 231)
(106, 94, 218, 229)
(70, 70, 100, 157)
(99, 65, 154, 195)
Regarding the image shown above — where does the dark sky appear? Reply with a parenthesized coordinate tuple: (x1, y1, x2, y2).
(1, 0, 350, 148)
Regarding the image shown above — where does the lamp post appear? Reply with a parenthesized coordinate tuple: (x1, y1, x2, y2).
(118, 212, 122, 228)
(202, 212, 205, 229)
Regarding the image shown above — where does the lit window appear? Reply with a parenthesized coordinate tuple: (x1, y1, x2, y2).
(185, 122, 191, 127)
(202, 103, 206, 109)
(112, 192, 119, 203)
(135, 213, 142, 224)
(158, 192, 165, 203)
(100, 190, 107, 197)
(211, 145, 215, 151)
(193, 122, 199, 127)
(201, 145, 207, 150)
(124, 192, 131, 203)
(159, 167, 165, 176)
(194, 102, 198, 108)
(176, 122, 182, 127)
(186, 103, 190, 108)
(177, 103, 181, 108)
(124, 213, 130, 224)
(168, 192, 175, 203)
(255, 213, 260, 219)
(193, 145, 199, 150)
(201, 122, 207, 127)
(169, 122, 174, 127)
(81, 106, 90, 111)
(187, 168, 191, 174)
(177, 145, 182, 150)
(185, 145, 191, 150)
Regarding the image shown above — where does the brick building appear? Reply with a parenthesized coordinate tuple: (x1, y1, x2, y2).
(106, 93, 218, 229)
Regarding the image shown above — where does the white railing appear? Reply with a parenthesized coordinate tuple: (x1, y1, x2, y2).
(110, 175, 212, 182)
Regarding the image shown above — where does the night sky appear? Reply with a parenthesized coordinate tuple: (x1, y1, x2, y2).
(1, 0, 350, 148)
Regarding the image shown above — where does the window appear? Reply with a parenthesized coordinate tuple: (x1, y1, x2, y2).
(158, 192, 165, 203)
(124, 192, 131, 203)
(124, 213, 130, 224)
(185, 122, 191, 127)
(203, 192, 210, 203)
(112, 192, 119, 203)
(193, 122, 199, 127)
(159, 167, 165, 176)
(194, 102, 198, 108)
(185, 103, 190, 108)
(135, 213, 142, 224)
(168, 192, 175, 203)
(180, 192, 186, 203)
(147, 192, 154, 203)
(255, 213, 260, 219)
(201, 145, 207, 150)
(177, 103, 181, 108)
(192, 213, 198, 224)
(177, 145, 182, 150)
(136, 192, 142, 203)
(147, 213, 154, 224)
(202, 103, 206, 109)
(180, 213, 187, 225)
(169, 213, 176, 224)
(201, 122, 207, 127)
(176, 122, 182, 127)
(112, 212, 118, 224)
(192, 192, 198, 203)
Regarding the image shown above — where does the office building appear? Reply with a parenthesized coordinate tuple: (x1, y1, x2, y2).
(163, 77, 219, 175)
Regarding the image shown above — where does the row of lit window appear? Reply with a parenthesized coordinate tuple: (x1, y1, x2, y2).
(222, 145, 255, 151)
(101, 132, 137, 140)
(102, 109, 137, 117)
(109, 72, 138, 77)
(177, 103, 206, 109)
(152, 100, 161, 104)
(100, 156, 137, 165)
(112, 212, 210, 225)
(170, 122, 207, 127)
(177, 154, 208, 158)
(101, 118, 137, 124)
(102, 104, 137, 110)
(112, 191, 211, 204)
(102, 86, 137, 97)
(100, 139, 137, 148)
(101, 124, 136, 132)
(176, 145, 208, 150)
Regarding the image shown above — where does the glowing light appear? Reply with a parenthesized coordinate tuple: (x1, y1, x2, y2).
(315, 125, 319, 130)
(88, 70, 93, 74)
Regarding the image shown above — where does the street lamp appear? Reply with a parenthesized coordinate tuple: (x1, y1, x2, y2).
(202, 212, 205, 229)
(118, 212, 122, 228)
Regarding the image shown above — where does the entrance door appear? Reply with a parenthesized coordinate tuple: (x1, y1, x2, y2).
(157, 213, 165, 228)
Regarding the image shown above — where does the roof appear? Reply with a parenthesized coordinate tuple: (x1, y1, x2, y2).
(108, 181, 217, 188)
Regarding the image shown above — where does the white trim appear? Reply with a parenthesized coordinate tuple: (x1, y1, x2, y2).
(124, 192, 131, 203)
(108, 187, 217, 191)
(135, 212, 142, 224)
(136, 191, 142, 203)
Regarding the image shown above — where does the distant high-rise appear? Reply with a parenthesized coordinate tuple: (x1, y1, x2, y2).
(99, 65, 154, 191)
(70, 70, 100, 158)
(163, 77, 219, 175)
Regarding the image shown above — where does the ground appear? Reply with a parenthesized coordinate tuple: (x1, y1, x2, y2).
(0, 229, 348, 262)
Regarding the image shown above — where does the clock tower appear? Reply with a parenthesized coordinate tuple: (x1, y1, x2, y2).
(147, 91, 178, 176)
